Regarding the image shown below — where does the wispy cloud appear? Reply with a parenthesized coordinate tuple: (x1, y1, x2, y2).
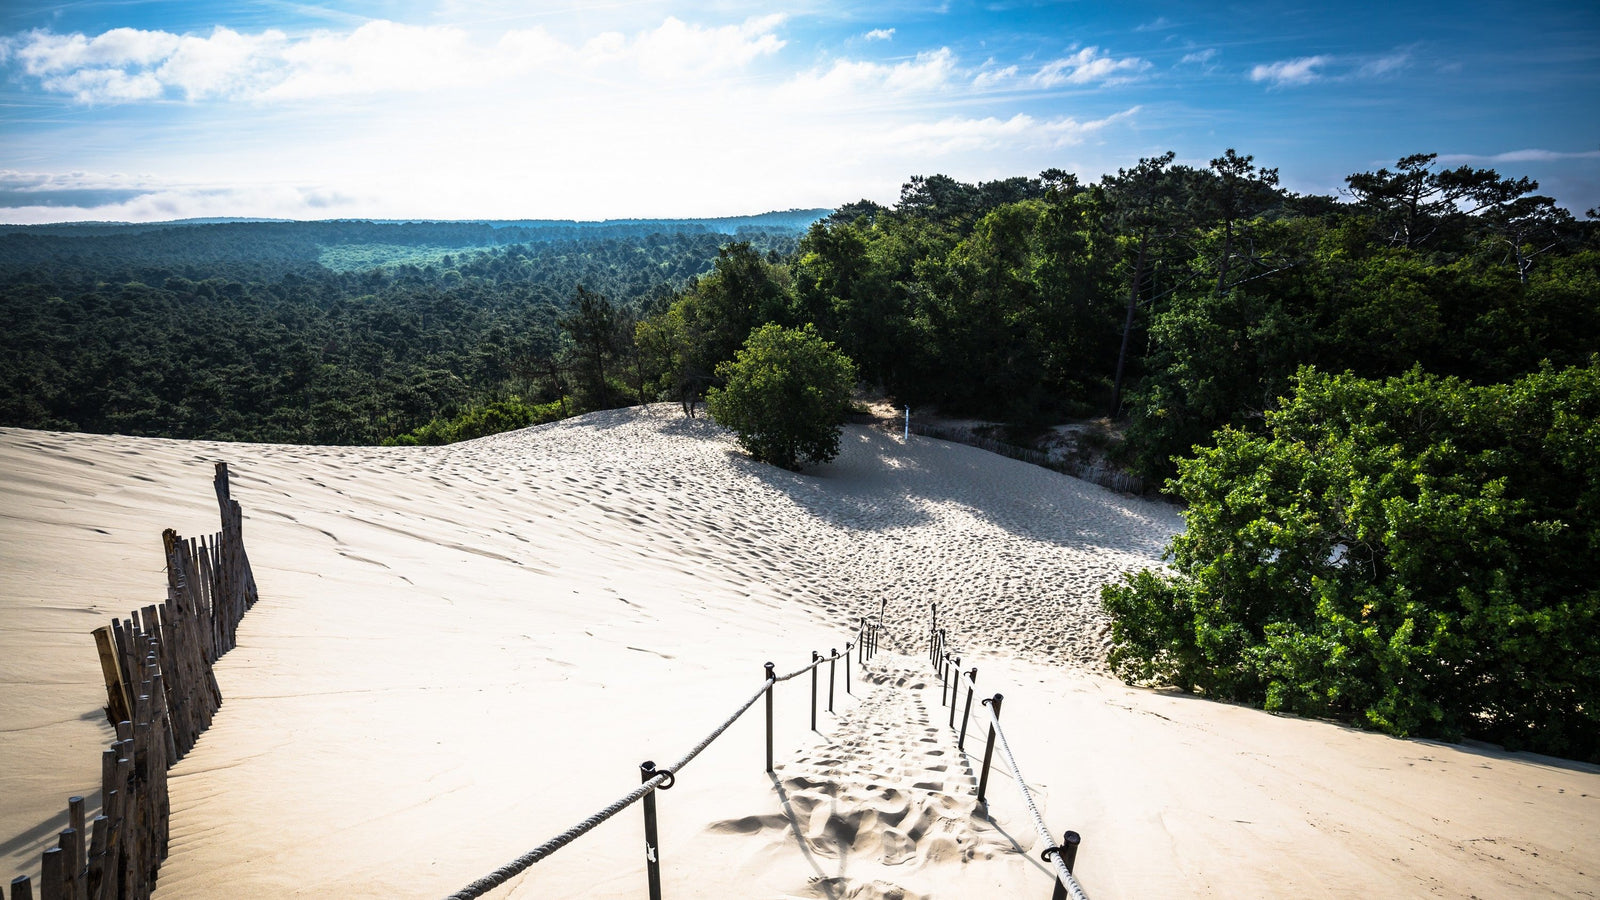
(1438, 149, 1600, 164)
(1250, 55, 1330, 86)
(1032, 47, 1149, 87)
(875, 106, 1140, 154)
(1179, 48, 1216, 65)
(1356, 50, 1410, 78)
(0, 169, 359, 219)
(863, 28, 894, 41)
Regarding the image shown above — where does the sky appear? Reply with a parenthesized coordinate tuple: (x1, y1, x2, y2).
(1, 1, 1596, 223)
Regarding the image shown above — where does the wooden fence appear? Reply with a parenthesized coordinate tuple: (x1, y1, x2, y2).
(7, 463, 257, 900)
(908, 423, 1146, 495)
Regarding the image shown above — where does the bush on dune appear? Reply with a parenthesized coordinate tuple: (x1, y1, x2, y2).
(707, 323, 858, 471)
(1104, 361, 1600, 761)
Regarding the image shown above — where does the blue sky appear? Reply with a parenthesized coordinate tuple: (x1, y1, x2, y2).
(1, 1, 1596, 223)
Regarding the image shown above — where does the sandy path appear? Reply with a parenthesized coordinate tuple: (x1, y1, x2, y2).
(3, 408, 1597, 898)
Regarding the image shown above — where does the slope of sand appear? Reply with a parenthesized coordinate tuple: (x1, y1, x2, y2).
(2, 407, 1596, 898)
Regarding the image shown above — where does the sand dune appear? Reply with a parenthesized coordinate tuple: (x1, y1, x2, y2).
(2, 407, 1596, 898)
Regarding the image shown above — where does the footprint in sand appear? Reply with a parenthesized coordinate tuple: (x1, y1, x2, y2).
(708, 654, 1018, 897)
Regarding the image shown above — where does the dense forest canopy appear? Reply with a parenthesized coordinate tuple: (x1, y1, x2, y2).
(0, 215, 813, 443)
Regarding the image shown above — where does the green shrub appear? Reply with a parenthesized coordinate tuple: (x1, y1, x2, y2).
(707, 323, 858, 470)
(382, 396, 569, 446)
(1104, 361, 1600, 760)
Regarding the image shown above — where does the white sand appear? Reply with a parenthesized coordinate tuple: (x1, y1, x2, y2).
(2, 407, 1596, 898)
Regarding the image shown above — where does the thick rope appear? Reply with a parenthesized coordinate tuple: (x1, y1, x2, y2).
(661, 676, 773, 775)
(983, 704, 1090, 900)
(443, 771, 671, 900)
(447, 644, 862, 899)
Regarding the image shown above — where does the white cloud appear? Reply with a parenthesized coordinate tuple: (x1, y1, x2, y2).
(1250, 55, 1330, 86)
(864, 28, 895, 41)
(1032, 47, 1149, 87)
(1180, 48, 1217, 65)
(780, 47, 956, 105)
(6, 15, 789, 103)
(973, 63, 1018, 89)
(13, 27, 181, 74)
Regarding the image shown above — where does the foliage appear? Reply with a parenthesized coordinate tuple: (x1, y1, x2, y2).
(384, 396, 569, 445)
(706, 324, 858, 470)
(1104, 363, 1600, 761)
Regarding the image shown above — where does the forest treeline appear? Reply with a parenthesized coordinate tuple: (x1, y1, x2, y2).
(616, 152, 1597, 484)
(0, 219, 803, 443)
(2, 153, 1596, 466)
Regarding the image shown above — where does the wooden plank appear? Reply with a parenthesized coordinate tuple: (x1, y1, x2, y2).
(38, 847, 63, 900)
(90, 628, 131, 728)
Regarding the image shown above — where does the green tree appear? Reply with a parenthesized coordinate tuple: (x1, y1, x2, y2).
(707, 324, 858, 470)
(1104, 363, 1600, 761)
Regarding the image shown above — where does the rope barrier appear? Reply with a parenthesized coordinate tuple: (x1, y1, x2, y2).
(443, 771, 672, 900)
(982, 703, 1090, 900)
(446, 638, 858, 899)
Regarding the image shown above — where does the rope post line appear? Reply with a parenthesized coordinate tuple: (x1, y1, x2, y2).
(1049, 832, 1083, 900)
(828, 649, 838, 713)
(976, 693, 1003, 804)
(810, 651, 820, 732)
(940, 656, 953, 723)
(639, 761, 665, 900)
(959, 668, 978, 751)
(763, 663, 775, 774)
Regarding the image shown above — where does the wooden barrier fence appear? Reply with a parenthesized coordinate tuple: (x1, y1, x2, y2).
(7, 463, 257, 900)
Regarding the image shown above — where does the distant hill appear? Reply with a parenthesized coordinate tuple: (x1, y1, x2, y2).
(0, 209, 830, 239)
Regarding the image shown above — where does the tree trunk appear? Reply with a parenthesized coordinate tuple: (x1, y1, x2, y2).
(1109, 230, 1150, 417)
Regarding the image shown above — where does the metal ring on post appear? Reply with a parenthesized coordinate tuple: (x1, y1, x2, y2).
(654, 770, 676, 790)
(1041, 845, 1061, 864)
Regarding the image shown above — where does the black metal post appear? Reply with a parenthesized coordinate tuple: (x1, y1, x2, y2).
(828, 648, 837, 712)
(764, 662, 775, 773)
(976, 693, 1003, 804)
(940, 656, 953, 723)
(640, 761, 663, 900)
(858, 619, 867, 664)
(1050, 831, 1082, 900)
(810, 651, 819, 731)
(958, 668, 977, 751)
(844, 642, 852, 694)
